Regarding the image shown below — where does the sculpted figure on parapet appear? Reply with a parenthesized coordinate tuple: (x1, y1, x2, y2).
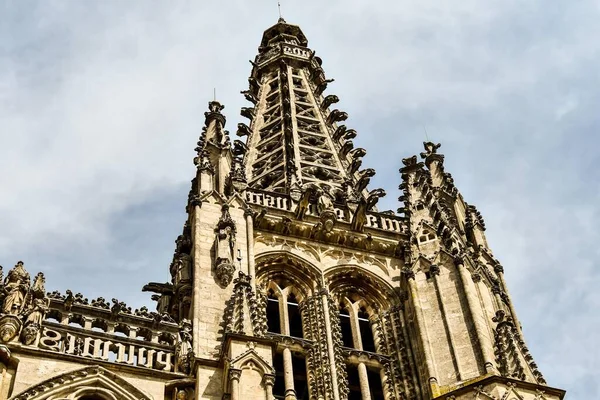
(2, 261, 30, 315)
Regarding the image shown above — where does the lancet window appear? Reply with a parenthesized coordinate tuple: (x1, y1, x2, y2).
(264, 280, 309, 400)
(338, 296, 386, 400)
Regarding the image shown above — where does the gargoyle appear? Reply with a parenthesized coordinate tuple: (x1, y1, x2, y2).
(237, 123, 251, 137)
(241, 90, 258, 104)
(326, 109, 348, 125)
(343, 129, 357, 140)
(350, 157, 363, 175)
(356, 168, 376, 193)
(240, 107, 255, 120)
(340, 141, 354, 158)
(321, 94, 339, 110)
(315, 78, 334, 96)
(348, 147, 367, 160)
(351, 189, 386, 232)
(333, 125, 347, 141)
(233, 140, 248, 157)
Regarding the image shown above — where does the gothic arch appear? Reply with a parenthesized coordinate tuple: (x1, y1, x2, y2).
(255, 251, 322, 298)
(10, 365, 153, 400)
(324, 265, 398, 311)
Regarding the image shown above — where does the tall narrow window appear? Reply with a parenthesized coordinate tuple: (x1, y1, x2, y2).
(367, 367, 384, 399)
(288, 293, 303, 338)
(339, 306, 354, 348)
(358, 307, 376, 353)
(267, 289, 281, 334)
(346, 364, 362, 400)
(292, 353, 309, 400)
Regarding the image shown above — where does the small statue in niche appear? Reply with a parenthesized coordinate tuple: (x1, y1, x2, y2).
(214, 205, 237, 287)
(175, 319, 194, 375)
(20, 272, 49, 345)
(2, 261, 30, 315)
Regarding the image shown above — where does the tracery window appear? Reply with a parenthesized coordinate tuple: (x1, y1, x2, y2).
(339, 297, 386, 400)
(265, 280, 308, 400)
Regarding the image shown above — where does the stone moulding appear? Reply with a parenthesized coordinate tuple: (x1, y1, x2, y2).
(9, 365, 153, 400)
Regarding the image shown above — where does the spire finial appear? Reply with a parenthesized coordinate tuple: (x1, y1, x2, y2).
(277, 1, 286, 23)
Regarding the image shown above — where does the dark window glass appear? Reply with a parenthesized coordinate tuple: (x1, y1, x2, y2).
(273, 353, 285, 399)
(293, 353, 309, 400)
(267, 289, 281, 334)
(339, 306, 354, 348)
(288, 293, 303, 338)
(367, 367, 384, 399)
(347, 364, 362, 400)
(358, 308, 376, 353)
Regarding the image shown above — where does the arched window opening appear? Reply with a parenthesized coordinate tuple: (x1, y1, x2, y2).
(79, 396, 106, 400)
(46, 309, 62, 324)
(346, 364, 362, 400)
(340, 305, 354, 349)
(358, 307, 376, 353)
(287, 293, 303, 338)
(367, 367, 384, 399)
(267, 289, 282, 334)
(292, 353, 309, 400)
(339, 306, 354, 348)
(273, 352, 285, 399)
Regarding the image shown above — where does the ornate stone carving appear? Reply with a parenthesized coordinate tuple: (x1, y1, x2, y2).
(215, 205, 237, 287)
(175, 319, 194, 374)
(2, 261, 30, 315)
(316, 188, 337, 233)
(222, 272, 267, 337)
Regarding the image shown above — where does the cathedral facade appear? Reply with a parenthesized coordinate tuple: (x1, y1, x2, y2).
(0, 19, 565, 400)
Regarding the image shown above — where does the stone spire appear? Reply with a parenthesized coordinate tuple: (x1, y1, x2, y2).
(237, 19, 376, 207)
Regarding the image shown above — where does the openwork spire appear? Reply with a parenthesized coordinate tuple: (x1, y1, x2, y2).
(237, 19, 374, 205)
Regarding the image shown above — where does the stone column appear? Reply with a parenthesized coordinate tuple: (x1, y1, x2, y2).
(283, 347, 297, 400)
(379, 361, 396, 400)
(230, 369, 242, 400)
(455, 258, 497, 374)
(404, 268, 439, 397)
(358, 362, 372, 400)
(320, 289, 340, 400)
(263, 374, 276, 400)
(245, 210, 256, 283)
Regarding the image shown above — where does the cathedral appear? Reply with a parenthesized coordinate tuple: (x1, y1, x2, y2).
(0, 18, 565, 400)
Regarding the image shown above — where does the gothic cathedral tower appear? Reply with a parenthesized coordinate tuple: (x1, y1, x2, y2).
(0, 18, 565, 400)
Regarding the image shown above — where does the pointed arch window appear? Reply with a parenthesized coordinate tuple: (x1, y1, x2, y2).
(267, 288, 282, 334)
(337, 296, 387, 400)
(264, 280, 309, 400)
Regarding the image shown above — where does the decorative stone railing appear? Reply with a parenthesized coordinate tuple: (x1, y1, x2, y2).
(34, 291, 181, 373)
(38, 321, 175, 371)
(246, 189, 406, 234)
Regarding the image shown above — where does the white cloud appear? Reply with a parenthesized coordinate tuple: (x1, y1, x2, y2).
(1, 0, 598, 396)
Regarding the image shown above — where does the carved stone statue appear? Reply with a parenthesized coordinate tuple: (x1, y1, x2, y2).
(2, 261, 30, 315)
(20, 274, 49, 346)
(175, 319, 194, 374)
(215, 205, 237, 287)
(316, 188, 334, 214)
(316, 188, 337, 232)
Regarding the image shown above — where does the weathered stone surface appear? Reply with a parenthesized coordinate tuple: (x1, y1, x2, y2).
(0, 18, 564, 400)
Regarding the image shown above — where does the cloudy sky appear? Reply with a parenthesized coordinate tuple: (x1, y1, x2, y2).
(1, 0, 598, 397)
